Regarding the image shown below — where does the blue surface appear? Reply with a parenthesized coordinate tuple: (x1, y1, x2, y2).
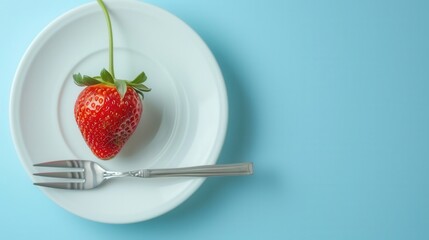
(2, 0, 429, 239)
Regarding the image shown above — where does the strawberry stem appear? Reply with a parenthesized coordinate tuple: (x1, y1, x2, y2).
(97, 0, 115, 79)
(73, 0, 151, 100)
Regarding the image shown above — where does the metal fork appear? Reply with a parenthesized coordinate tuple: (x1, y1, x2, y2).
(33, 160, 253, 190)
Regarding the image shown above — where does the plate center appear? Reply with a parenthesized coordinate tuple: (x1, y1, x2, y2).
(57, 48, 182, 168)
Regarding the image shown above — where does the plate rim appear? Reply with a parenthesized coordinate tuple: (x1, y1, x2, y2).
(9, 0, 228, 224)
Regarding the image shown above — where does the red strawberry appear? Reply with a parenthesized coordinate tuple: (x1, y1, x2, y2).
(74, 85, 143, 159)
(73, 0, 150, 160)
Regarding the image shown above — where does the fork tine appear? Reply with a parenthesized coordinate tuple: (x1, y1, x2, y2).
(33, 171, 84, 179)
(33, 182, 85, 190)
(33, 160, 84, 168)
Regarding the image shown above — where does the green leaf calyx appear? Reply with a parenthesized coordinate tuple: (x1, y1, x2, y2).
(74, 69, 151, 100)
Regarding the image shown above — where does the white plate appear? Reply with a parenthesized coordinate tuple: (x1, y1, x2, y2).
(10, 0, 227, 224)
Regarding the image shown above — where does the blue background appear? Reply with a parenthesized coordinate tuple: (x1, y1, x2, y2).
(1, 0, 429, 239)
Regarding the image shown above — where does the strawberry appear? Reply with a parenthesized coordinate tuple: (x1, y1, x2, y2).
(72, 0, 150, 160)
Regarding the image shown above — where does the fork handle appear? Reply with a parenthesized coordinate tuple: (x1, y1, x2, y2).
(128, 163, 253, 178)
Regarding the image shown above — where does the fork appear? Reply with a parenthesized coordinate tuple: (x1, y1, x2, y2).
(33, 160, 253, 190)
